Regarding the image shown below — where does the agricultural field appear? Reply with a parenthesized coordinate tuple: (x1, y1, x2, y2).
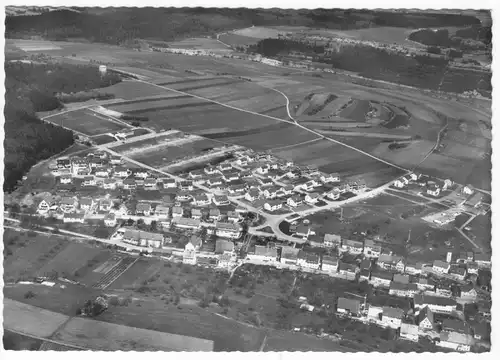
(218, 33, 259, 46)
(108, 95, 207, 114)
(168, 37, 231, 51)
(46, 108, 128, 136)
(338, 99, 371, 122)
(52, 317, 214, 351)
(100, 80, 170, 100)
(110, 131, 185, 154)
(106, 94, 192, 113)
(272, 139, 405, 187)
(3, 298, 70, 338)
(232, 26, 283, 39)
(3, 330, 43, 351)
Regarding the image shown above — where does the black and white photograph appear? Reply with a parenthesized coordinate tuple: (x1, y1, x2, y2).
(1, 1, 494, 354)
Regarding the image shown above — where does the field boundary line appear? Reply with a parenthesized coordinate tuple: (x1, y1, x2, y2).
(135, 79, 408, 172)
(100, 256, 140, 290)
(268, 137, 324, 152)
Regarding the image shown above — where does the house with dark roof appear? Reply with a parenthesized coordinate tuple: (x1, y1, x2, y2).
(438, 331, 473, 352)
(323, 233, 341, 248)
(442, 319, 470, 334)
(280, 246, 300, 265)
(459, 283, 478, 300)
(405, 261, 423, 275)
(381, 307, 404, 329)
(247, 245, 277, 262)
(135, 202, 152, 216)
(297, 251, 320, 270)
(369, 270, 393, 288)
(449, 266, 467, 281)
(432, 260, 450, 274)
(213, 194, 230, 206)
(416, 306, 434, 330)
(400, 323, 419, 342)
(337, 298, 361, 316)
(172, 206, 184, 218)
(321, 255, 338, 273)
(215, 239, 235, 254)
(389, 282, 418, 298)
(338, 261, 358, 279)
(413, 294, 457, 314)
(363, 239, 382, 258)
(341, 239, 364, 254)
(393, 273, 410, 284)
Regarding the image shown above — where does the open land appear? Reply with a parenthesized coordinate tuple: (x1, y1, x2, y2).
(46, 108, 128, 136)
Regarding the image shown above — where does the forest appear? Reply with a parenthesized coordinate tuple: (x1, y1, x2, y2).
(5, 8, 482, 45)
(4, 62, 122, 192)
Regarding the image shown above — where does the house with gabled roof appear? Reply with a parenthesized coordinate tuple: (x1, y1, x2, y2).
(363, 239, 382, 258)
(323, 233, 341, 248)
(320, 173, 340, 183)
(227, 211, 240, 223)
(264, 199, 283, 212)
(280, 246, 300, 265)
(359, 269, 371, 282)
(459, 283, 477, 301)
(155, 205, 170, 218)
(172, 206, 184, 218)
(341, 239, 364, 254)
(389, 282, 418, 298)
(416, 306, 434, 330)
(162, 178, 177, 188)
(449, 266, 467, 281)
(400, 323, 419, 342)
(287, 195, 303, 208)
(369, 270, 393, 288)
(173, 217, 201, 230)
(304, 192, 320, 204)
(63, 212, 85, 224)
(326, 189, 341, 201)
(413, 294, 457, 314)
(338, 261, 358, 279)
(37, 197, 58, 214)
(135, 202, 152, 216)
(337, 297, 361, 316)
(192, 193, 211, 206)
(215, 222, 241, 239)
(104, 213, 116, 227)
(80, 197, 94, 212)
(176, 191, 192, 202)
(60, 196, 78, 213)
(297, 250, 320, 270)
(209, 208, 221, 221)
(191, 208, 203, 220)
(143, 178, 157, 190)
(247, 245, 277, 262)
(432, 260, 450, 274)
(438, 331, 473, 352)
(103, 178, 117, 190)
(122, 178, 137, 190)
(474, 252, 491, 268)
(245, 188, 260, 202)
(321, 254, 338, 273)
(381, 307, 404, 329)
(213, 194, 230, 206)
(405, 261, 423, 275)
(204, 166, 219, 175)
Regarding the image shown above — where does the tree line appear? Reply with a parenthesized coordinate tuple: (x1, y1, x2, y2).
(4, 62, 121, 192)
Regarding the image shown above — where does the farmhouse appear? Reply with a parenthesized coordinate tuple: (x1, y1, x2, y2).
(104, 213, 117, 227)
(297, 251, 320, 270)
(174, 217, 201, 230)
(321, 255, 338, 273)
(287, 195, 303, 208)
(400, 323, 419, 342)
(413, 294, 457, 314)
(337, 298, 361, 316)
(363, 239, 382, 258)
(248, 245, 277, 262)
(381, 307, 404, 329)
(215, 222, 241, 239)
(341, 239, 364, 254)
(63, 213, 85, 224)
(416, 306, 434, 330)
(280, 246, 299, 265)
(264, 200, 283, 212)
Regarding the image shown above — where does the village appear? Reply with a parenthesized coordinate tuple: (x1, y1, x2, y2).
(11, 138, 490, 353)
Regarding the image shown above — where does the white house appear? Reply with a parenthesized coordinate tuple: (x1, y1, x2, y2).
(287, 195, 303, 208)
(432, 260, 450, 274)
(213, 195, 230, 206)
(381, 307, 404, 329)
(215, 222, 241, 239)
(63, 213, 85, 224)
(462, 184, 474, 195)
(400, 323, 419, 342)
(80, 198, 94, 212)
(247, 245, 277, 263)
(264, 200, 283, 212)
(104, 213, 117, 227)
(37, 198, 58, 214)
(183, 242, 197, 265)
(60, 175, 72, 184)
(413, 294, 457, 314)
(245, 188, 260, 202)
(305, 192, 320, 204)
(326, 189, 340, 200)
(438, 332, 472, 352)
(427, 185, 441, 197)
(103, 178, 117, 190)
(320, 173, 340, 183)
(394, 179, 405, 188)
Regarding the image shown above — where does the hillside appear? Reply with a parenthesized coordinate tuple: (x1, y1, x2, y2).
(5, 8, 482, 45)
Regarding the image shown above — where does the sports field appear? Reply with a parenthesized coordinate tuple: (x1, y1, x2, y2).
(46, 108, 128, 136)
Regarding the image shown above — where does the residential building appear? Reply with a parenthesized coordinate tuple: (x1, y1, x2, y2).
(323, 233, 341, 248)
(369, 270, 393, 288)
(304, 192, 320, 204)
(172, 206, 184, 218)
(154, 205, 170, 217)
(204, 166, 219, 175)
(179, 181, 193, 191)
(173, 217, 201, 230)
(367, 306, 383, 322)
(163, 178, 177, 188)
(382, 307, 404, 329)
(37, 198, 58, 214)
(400, 323, 419, 342)
(280, 246, 300, 265)
(113, 166, 131, 178)
(263, 186, 280, 199)
(99, 199, 112, 212)
(297, 251, 320, 270)
(57, 158, 71, 169)
(449, 266, 467, 281)
(122, 178, 137, 190)
(191, 208, 203, 220)
(295, 225, 313, 238)
(123, 229, 164, 248)
(82, 176, 96, 187)
(192, 194, 211, 206)
(213, 194, 230, 206)
(183, 242, 197, 265)
(245, 188, 260, 202)
(459, 284, 478, 301)
(341, 239, 364, 254)
(134, 169, 150, 179)
(209, 208, 221, 221)
(471, 321, 489, 341)
(405, 261, 423, 275)
(474, 253, 491, 268)
(218, 162, 233, 172)
(215, 239, 235, 254)
(326, 189, 340, 201)
(104, 213, 117, 227)
(393, 273, 410, 284)
(80, 198, 94, 212)
(415, 278, 436, 292)
(442, 319, 470, 334)
(63, 213, 85, 224)
(416, 306, 434, 330)
(389, 282, 418, 297)
(110, 155, 122, 165)
(264, 200, 283, 212)
(377, 254, 405, 271)
(359, 269, 371, 282)
(427, 185, 441, 197)
(438, 332, 473, 352)
(60, 175, 72, 184)
(215, 222, 241, 239)
(247, 245, 278, 262)
(321, 255, 338, 273)
(143, 178, 157, 190)
(103, 178, 117, 190)
(320, 173, 340, 183)
(434, 285, 452, 298)
(337, 298, 361, 316)
(363, 239, 382, 258)
(287, 195, 303, 208)
(359, 259, 372, 271)
(393, 178, 405, 188)
(281, 184, 294, 195)
(338, 261, 358, 279)
(227, 211, 240, 223)
(135, 202, 152, 216)
(302, 179, 320, 191)
(176, 191, 192, 202)
(222, 171, 240, 183)
(413, 294, 457, 314)
(432, 260, 450, 274)
(95, 167, 110, 178)
(60, 197, 78, 213)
